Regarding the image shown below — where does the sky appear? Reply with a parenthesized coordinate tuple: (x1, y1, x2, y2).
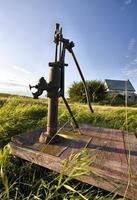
(0, 0, 137, 97)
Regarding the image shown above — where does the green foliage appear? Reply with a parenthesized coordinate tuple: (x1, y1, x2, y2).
(68, 80, 106, 103)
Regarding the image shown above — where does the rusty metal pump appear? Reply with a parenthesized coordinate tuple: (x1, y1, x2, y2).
(29, 24, 93, 143)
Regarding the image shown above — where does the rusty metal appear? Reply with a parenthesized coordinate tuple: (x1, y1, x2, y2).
(29, 24, 93, 143)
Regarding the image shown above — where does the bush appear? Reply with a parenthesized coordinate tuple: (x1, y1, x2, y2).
(68, 80, 106, 103)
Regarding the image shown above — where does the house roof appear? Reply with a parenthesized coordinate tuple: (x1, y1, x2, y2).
(105, 79, 135, 92)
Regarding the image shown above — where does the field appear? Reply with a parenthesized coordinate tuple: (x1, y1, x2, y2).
(0, 94, 137, 199)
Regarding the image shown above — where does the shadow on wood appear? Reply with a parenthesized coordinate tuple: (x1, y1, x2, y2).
(9, 124, 137, 200)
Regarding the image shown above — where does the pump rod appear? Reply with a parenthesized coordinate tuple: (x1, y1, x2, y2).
(60, 40, 79, 128)
(70, 49, 94, 113)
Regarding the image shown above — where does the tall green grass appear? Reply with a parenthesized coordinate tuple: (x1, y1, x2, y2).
(0, 97, 48, 147)
(0, 95, 133, 199)
(59, 103, 137, 135)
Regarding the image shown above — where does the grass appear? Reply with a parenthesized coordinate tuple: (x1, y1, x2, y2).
(59, 103, 137, 134)
(0, 96, 48, 147)
(0, 94, 134, 199)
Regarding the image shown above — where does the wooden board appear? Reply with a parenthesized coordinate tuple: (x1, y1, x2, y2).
(9, 125, 137, 200)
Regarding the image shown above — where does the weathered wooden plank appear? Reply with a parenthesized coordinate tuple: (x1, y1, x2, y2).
(88, 130, 128, 172)
(123, 133, 137, 177)
(10, 141, 137, 200)
(10, 142, 63, 172)
(9, 125, 137, 200)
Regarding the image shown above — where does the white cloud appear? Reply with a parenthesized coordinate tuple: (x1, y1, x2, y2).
(122, 65, 137, 77)
(124, 38, 136, 58)
(13, 65, 32, 74)
(121, 0, 133, 11)
(125, 55, 130, 58)
(0, 65, 37, 96)
(122, 37, 137, 78)
(0, 80, 28, 88)
(126, 58, 137, 65)
(133, 59, 137, 64)
(125, 0, 132, 5)
(0, 80, 31, 96)
(122, 56, 137, 77)
(128, 38, 136, 53)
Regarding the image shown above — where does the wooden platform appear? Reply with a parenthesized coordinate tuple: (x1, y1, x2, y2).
(9, 125, 137, 200)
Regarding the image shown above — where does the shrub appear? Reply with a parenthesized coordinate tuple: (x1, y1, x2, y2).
(68, 80, 106, 103)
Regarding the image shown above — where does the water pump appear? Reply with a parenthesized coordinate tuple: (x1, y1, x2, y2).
(29, 23, 93, 143)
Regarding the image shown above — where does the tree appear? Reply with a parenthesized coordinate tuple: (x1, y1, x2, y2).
(68, 80, 106, 103)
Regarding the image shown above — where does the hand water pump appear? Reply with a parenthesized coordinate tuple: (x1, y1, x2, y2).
(29, 24, 93, 143)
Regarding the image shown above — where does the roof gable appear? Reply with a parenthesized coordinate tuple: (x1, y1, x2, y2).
(105, 79, 135, 92)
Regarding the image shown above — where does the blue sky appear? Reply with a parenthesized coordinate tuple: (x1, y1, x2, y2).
(0, 0, 137, 96)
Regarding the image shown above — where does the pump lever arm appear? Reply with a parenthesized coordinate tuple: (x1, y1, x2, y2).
(63, 38, 94, 113)
(70, 49, 94, 113)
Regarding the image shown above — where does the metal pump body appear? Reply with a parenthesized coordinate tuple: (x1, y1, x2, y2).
(29, 24, 93, 142)
(46, 62, 61, 137)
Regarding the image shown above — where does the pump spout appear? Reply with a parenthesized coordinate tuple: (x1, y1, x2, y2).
(29, 77, 47, 99)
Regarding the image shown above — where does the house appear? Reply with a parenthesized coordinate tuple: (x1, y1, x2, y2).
(104, 79, 136, 101)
